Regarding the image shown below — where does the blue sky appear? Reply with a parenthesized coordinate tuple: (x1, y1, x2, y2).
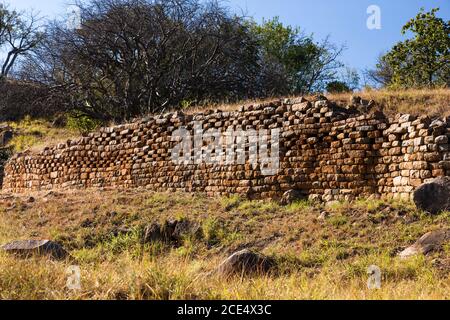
(5, 0, 450, 74)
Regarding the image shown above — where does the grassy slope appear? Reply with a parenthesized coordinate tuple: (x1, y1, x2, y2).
(0, 189, 449, 300)
(322, 88, 450, 117)
(0, 89, 449, 300)
(6, 118, 79, 153)
(186, 88, 450, 118)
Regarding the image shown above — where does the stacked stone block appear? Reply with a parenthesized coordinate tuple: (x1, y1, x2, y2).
(378, 115, 450, 200)
(2, 98, 449, 202)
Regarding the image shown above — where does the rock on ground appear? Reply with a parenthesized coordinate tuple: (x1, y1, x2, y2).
(399, 229, 450, 259)
(141, 219, 202, 244)
(172, 220, 202, 241)
(142, 223, 165, 244)
(1, 240, 67, 260)
(413, 177, 450, 215)
(280, 190, 306, 206)
(216, 249, 275, 277)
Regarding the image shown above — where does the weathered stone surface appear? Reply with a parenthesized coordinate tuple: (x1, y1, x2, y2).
(435, 135, 448, 145)
(172, 220, 202, 241)
(399, 229, 450, 258)
(142, 223, 165, 244)
(413, 177, 450, 214)
(0, 147, 12, 187)
(318, 210, 329, 220)
(1, 240, 67, 259)
(217, 249, 275, 277)
(2, 97, 449, 202)
(280, 190, 307, 205)
(0, 126, 13, 187)
(292, 102, 312, 112)
(142, 219, 202, 244)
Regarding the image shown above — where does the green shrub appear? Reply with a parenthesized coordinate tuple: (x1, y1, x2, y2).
(326, 81, 351, 93)
(67, 112, 103, 134)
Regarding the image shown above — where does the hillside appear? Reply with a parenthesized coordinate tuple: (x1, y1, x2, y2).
(187, 88, 450, 118)
(0, 89, 449, 300)
(323, 88, 450, 117)
(0, 0, 448, 304)
(0, 189, 449, 300)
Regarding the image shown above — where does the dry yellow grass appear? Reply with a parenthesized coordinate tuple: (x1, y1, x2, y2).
(0, 89, 449, 300)
(0, 189, 448, 300)
(322, 88, 450, 117)
(181, 88, 450, 118)
(5, 117, 79, 153)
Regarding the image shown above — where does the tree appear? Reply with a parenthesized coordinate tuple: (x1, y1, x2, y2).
(249, 17, 344, 95)
(364, 53, 394, 87)
(300, 36, 345, 93)
(337, 67, 360, 91)
(19, 1, 345, 122)
(0, 4, 43, 81)
(20, 0, 262, 121)
(326, 81, 350, 93)
(383, 8, 449, 88)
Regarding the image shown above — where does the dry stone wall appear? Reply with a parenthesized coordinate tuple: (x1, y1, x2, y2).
(2, 97, 450, 201)
(0, 148, 11, 187)
(0, 126, 13, 187)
